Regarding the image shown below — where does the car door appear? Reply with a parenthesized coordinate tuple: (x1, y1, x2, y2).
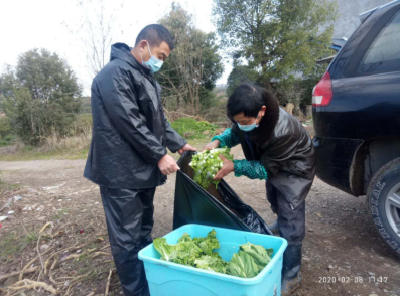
(314, 3, 400, 194)
(328, 4, 400, 141)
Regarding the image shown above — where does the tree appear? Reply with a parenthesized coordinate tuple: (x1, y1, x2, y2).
(156, 3, 224, 112)
(0, 116, 11, 139)
(226, 62, 260, 96)
(0, 49, 82, 145)
(213, 0, 337, 91)
(62, 0, 124, 80)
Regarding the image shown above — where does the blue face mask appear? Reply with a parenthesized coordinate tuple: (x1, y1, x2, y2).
(141, 41, 163, 73)
(237, 112, 260, 132)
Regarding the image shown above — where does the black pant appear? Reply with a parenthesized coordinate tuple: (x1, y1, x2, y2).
(266, 181, 305, 244)
(266, 181, 306, 287)
(100, 187, 156, 296)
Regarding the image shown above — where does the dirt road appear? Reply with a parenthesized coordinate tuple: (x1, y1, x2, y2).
(0, 145, 399, 295)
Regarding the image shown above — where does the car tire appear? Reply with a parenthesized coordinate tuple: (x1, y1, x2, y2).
(367, 157, 400, 258)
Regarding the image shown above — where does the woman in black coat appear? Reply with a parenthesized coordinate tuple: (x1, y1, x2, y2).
(204, 84, 316, 293)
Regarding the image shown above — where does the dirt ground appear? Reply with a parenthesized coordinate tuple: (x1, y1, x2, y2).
(0, 143, 399, 296)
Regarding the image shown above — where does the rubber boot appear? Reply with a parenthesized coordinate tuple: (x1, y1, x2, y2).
(281, 244, 302, 295)
(268, 219, 279, 234)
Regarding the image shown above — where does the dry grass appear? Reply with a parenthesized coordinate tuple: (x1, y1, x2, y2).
(40, 133, 91, 152)
(0, 129, 213, 162)
(0, 180, 120, 296)
(0, 133, 91, 162)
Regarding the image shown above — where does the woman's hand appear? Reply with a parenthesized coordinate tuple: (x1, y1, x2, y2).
(203, 140, 220, 151)
(214, 154, 234, 180)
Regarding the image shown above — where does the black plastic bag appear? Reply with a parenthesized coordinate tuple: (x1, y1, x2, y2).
(173, 152, 272, 235)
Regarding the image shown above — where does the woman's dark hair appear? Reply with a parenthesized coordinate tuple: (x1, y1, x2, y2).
(135, 24, 174, 51)
(227, 84, 280, 144)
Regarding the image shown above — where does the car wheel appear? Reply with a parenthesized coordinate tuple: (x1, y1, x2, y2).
(367, 158, 400, 257)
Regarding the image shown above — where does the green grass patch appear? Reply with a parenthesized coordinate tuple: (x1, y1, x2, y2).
(0, 178, 20, 192)
(171, 118, 217, 140)
(52, 208, 70, 219)
(0, 232, 37, 262)
(0, 135, 16, 147)
(0, 233, 19, 262)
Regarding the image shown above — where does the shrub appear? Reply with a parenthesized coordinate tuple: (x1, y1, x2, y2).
(0, 117, 11, 138)
(0, 133, 15, 147)
(73, 114, 93, 137)
(4, 135, 14, 142)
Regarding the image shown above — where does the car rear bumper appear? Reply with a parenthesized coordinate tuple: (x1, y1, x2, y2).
(313, 136, 364, 196)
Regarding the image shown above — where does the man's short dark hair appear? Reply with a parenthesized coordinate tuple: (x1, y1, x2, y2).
(135, 24, 174, 51)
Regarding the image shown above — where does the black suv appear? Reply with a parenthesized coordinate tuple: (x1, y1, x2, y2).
(312, 0, 400, 256)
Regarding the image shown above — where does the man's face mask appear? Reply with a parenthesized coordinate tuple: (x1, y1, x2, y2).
(237, 111, 261, 132)
(141, 41, 163, 73)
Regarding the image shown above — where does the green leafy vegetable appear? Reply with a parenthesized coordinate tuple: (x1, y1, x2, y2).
(189, 148, 234, 189)
(239, 243, 273, 271)
(195, 255, 229, 274)
(229, 251, 260, 278)
(193, 229, 220, 256)
(153, 237, 176, 262)
(153, 230, 274, 278)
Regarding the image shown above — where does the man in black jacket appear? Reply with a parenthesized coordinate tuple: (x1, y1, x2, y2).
(84, 24, 195, 295)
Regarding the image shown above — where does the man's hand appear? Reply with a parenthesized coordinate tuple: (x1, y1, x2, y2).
(213, 154, 234, 180)
(178, 143, 197, 155)
(203, 140, 220, 151)
(158, 155, 180, 175)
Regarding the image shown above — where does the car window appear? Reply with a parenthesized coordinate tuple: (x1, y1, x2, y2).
(357, 10, 400, 74)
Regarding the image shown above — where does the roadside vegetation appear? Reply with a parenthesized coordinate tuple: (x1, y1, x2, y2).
(0, 1, 335, 162)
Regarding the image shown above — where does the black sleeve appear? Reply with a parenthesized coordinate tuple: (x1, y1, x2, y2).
(260, 134, 298, 178)
(98, 68, 167, 163)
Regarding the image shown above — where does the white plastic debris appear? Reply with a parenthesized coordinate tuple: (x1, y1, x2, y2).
(23, 204, 37, 211)
(43, 186, 60, 190)
(40, 244, 50, 252)
(42, 182, 65, 191)
(7, 210, 14, 215)
(58, 199, 62, 202)
(0, 216, 8, 221)
(1, 198, 12, 210)
(14, 195, 22, 201)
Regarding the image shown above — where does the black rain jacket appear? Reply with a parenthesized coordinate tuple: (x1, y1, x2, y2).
(84, 43, 186, 189)
(232, 108, 316, 209)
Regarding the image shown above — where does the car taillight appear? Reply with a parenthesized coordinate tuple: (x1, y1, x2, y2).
(312, 71, 332, 107)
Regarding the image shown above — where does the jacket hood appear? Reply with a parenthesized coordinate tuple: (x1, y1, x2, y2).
(110, 43, 150, 74)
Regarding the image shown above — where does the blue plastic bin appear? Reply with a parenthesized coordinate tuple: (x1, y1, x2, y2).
(138, 224, 288, 296)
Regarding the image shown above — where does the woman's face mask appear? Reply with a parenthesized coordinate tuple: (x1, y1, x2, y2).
(141, 41, 163, 73)
(237, 111, 261, 132)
